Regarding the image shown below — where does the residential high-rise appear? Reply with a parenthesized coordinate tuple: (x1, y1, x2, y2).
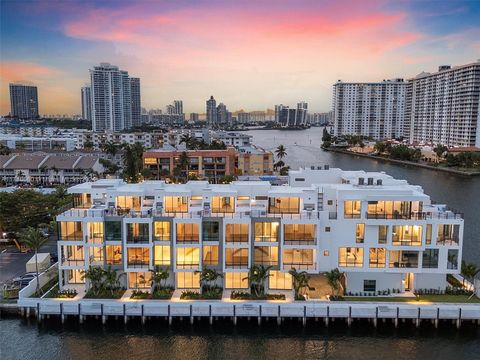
(190, 113, 199, 122)
(206, 96, 217, 126)
(130, 78, 141, 127)
(275, 104, 285, 124)
(296, 101, 308, 125)
(80, 85, 92, 122)
(89, 63, 137, 132)
(332, 79, 406, 140)
(173, 100, 183, 115)
(276, 103, 308, 127)
(9, 83, 39, 119)
(217, 103, 228, 124)
(405, 62, 480, 147)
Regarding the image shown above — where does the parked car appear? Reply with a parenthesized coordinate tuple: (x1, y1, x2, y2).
(13, 273, 37, 288)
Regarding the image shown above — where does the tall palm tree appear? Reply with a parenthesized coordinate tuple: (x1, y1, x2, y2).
(20, 227, 49, 295)
(102, 141, 119, 158)
(289, 268, 310, 299)
(178, 151, 190, 182)
(244, 265, 272, 297)
(325, 268, 344, 298)
(275, 144, 287, 160)
(151, 265, 170, 292)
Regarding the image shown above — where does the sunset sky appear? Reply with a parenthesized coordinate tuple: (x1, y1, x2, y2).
(1, 0, 479, 115)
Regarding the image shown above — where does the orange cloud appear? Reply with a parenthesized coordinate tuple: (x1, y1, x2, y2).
(0, 61, 60, 83)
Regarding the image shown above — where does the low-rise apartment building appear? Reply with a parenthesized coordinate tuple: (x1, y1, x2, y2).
(236, 145, 274, 176)
(143, 148, 237, 181)
(56, 167, 463, 294)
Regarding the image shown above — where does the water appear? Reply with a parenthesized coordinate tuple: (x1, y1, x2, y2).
(1, 127, 479, 359)
(242, 127, 480, 266)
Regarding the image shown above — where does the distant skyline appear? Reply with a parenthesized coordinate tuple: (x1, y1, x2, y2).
(1, 0, 479, 115)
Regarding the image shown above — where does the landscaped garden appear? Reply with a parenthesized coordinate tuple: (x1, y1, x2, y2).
(44, 285, 77, 299)
(82, 266, 125, 299)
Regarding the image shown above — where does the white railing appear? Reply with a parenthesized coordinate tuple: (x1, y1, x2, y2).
(18, 262, 58, 299)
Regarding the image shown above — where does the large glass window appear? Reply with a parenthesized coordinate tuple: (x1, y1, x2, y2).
(254, 222, 279, 242)
(283, 224, 316, 244)
(254, 246, 278, 266)
(176, 247, 200, 268)
(203, 245, 219, 265)
(344, 200, 361, 219)
(87, 222, 104, 244)
(268, 197, 300, 214)
(105, 221, 122, 241)
(447, 249, 459, 270)
(127, 223, 149, 243)
(176, 271, 200, 289)
(154, 221, 171, 241)
(127, 248, 150, 267)
(61, 245, 84, 265)
(369, 248, 386, 268)
(202, 221, 220, 242)
(73, 193, 91, 208)
(128, 272, 152, 289)
(437, 224, 460, 245)
(356, 223, 365, 243)
(366, 201, 422, 219)
(364, 280, 376, 292)
(426, 224, 432, 245)
(176, 223, 199, 243)
(106, 245, 122, 265)
(59, 221, 83, 241)
(283, 249, 315, 270)
(225, 248, 249, 268)
(392, 225, 422, 246)
(225, 272, 249, 289)
(164, 196, 188, 213)
(389, 251, 419, 268)
(212, 196, 235, 213)
(117, 196, 141, 211)
(269, 270, 292, 290)
(225, 223, 249, 243)
(338, 247, 364, 267)
(154, 245, 171, 266)
(422, 249, 439, 269)
(89, 246, 104, 263)
(67, 269, 84, 284)
(378, 225, 388, 244)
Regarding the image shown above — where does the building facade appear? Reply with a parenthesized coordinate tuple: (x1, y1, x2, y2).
(80, 86, 92, 122)
(236, 145, 274, 176)
(332, 79, 406, 140)
(206, 96, 217, 126)
(56, 168, 463, 294)
(9, 83, 39, 120)
(90, 63, 137, 132)
(405, 62, 480, 147)
(276, 103, 309, 127)
(144, 148, 237, 181)
(130, 78, 142, 128)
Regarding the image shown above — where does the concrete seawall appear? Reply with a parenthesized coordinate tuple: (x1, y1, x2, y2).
(324, 148, 480, 177)
(16, 298, 480, 329)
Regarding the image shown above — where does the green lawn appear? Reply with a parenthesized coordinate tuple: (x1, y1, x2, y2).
(343, 295, 480, 303)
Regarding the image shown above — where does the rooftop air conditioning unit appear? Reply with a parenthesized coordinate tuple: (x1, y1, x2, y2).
(358, 177, 365, 185)
(317, 166, 322, 170)
(367, 177, 374, 185)
(311, 166, 315, 170)
(324, 165, 329, 170)
(377, 179, 383, 185)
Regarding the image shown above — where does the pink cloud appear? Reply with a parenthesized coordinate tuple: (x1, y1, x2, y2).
(0, 61, 60, 83)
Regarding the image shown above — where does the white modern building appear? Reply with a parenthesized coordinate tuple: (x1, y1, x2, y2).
(56, 167, 463, 294)
(80, 85, 92, 122)
(332, 79, 406, 140)
(405, 61, 480, 147)
(0, 134, 76, 152)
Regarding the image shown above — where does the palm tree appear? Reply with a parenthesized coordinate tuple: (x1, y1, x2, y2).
(102, 141, 119, 158)
(325, 268, 344, 298)
(20, 227, 49, 295)
(461, 261, 480, 288)
(103, 266, 121, 296)
(178, 151, 190, 182)
(81, 266, 105, 296)
(289, 268, 310, 299)
(275, 144, 287, 160)
(244, 265, 272, 297)
(151, 266, 170, 292)
(196, 268, 223, 291)
(122, 142, 145, 183)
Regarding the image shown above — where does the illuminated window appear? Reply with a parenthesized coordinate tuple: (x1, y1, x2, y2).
(344, 200, 361, 219)
(425, 224, 432, 245)
(323, 250, 330, 256)
(202, 245, 219, 265)
(59, 221, 83, 241)
(254, 222, 279, 242)
(355, 223, 365, 243)
(176, 247, 200, 268)
(225, 248, 249, 268)
(164, 196, 188, 213)
(127, 248, 150, 267)
(176, 223, 199, 243)
(369, 248, 386, 268)
(61, 245, 84, 265)
(338, 247, 363, 267)
(176, 271, 200, 288)
(225, 272, 249, 289)
(89, 246, 104, 263)
(437, 224, 460, 245)
(389, 250, 419, 268)
(117, 196, 141, 211)
(225, 223, 249, 243)
(127, 223, 149, 243)
(212, 196, 235, 213)
(269, 270, 292, 290)
(268, 197, 300, 214)
(67, 269, 84, 284)
(378, 225, 388, 244)
(254, 246, 278, 266)
(283, 249, 314, 270)
(144, 157, 157, 165)
(154, 221, 171, 241)
(128, 272, 151, 289)
(284, 224, 316, 244)
(392, 225, 422, 246)
(87, 222, 104, 244)
(154, 245, 171, 266)
(106, 245, 122, 265)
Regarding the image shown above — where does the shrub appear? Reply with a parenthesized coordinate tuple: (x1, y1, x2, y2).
(180, 290, 201, 300)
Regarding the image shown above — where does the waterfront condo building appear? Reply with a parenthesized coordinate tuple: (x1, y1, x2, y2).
(332, 79, 406, 140)
(405, 61, 480, 147)
(9, 83, 39, 120)
(56, 167, 463, 295)
(80, 85, 92, 122)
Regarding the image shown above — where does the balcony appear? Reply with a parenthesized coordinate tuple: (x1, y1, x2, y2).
(127, 261, 149, 269)
(282, 263, 316, 271)
(126, 236, 150, 244)
(437, 236, 460, 246)
(176, 262, 200, 269)
(366, 211, 427, 220)
(61, 257, 85, 266)
(224, 263, 249, 269)
(284, 239, 316, 246)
